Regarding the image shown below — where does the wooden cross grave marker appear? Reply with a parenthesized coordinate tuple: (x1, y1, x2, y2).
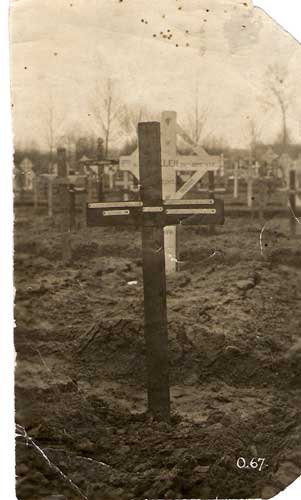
(79, 158, 126, 202)
(51, 148, 87, 256)
(86, 122, 224, 421)
(120, 111, 223, 273)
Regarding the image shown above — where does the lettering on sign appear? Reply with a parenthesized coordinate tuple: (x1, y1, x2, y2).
(87, 199, 224, 227)
(89, 201, 142, 209)
(161, 159, 219, 171)
(143, 207, 164, 213)
(164, 199, 214, 205)
(103, 210, 130, 216)
(162, 159, 178, 168)
(165, 208, 216, 215)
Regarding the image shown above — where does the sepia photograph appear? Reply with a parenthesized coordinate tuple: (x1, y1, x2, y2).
(11, 0, 301, 498)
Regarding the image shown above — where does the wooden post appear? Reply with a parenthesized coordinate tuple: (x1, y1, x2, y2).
(257, 165, 267, 223)
(289, 169, 297, 236)
(208, 170, 215, 235)
(123, 171, 129, 201)
(108, 170, 115, 191)
(220, 154, 224, 177)
(57, 148, 72, 263)
(247, 162, 254, 221)
(48, 177, 53, 217)
(87, 172, 93, 201)
(97, 165, 103, 202)
(69, 185, 76, 230)
(161, 111, 178, 273)
(33, 175, 38, 210)
(80, 189, 87, 229)
(247, 163, 253, 209)
(138, 122, 170, 422)
(57, 147, 67, 177)
(234, 161, 239, 199)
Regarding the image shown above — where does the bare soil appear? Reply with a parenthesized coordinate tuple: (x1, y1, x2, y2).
(14, 208, 301, 499)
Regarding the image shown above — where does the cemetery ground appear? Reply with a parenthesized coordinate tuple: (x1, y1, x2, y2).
(15, 207, 301, 500)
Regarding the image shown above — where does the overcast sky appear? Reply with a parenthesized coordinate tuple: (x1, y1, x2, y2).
(10, 0, 301, 150)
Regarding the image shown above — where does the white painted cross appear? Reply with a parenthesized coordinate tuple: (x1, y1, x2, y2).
(120, 111, 222, 273)
(103, 164, 117, 191)
(114, 170, 136, 200)
(20, 158, 35, 191)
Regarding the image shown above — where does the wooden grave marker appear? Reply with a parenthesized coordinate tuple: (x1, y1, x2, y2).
(87, 121, 224, 421)
(56, 148, 72, 263)
(80, 159, 121, 202)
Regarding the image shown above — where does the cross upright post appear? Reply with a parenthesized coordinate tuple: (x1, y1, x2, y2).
(57, 148, 72, 262)
(97, 165, 104, 201)
(48, 177, 53, 217)
(289, 169, 297, 236)
(208, 170, 215, 235)
(233, 160, 239, 199)
(247, 161, 253, 210)
(138, 122, 170, 421)
(161, 111, 179, 273)
(33, 175, 39, 211)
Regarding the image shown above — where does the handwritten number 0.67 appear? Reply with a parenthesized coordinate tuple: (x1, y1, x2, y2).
(237, 457, 266, 471)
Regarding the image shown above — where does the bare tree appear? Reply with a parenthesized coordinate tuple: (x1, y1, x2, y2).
(121, 104, 150, 135)
(91, 78, 122, 157)
(45, 102, 56, 173)
(246, 117, 263, 158)
(202, 133, 229, 155)
(264, 63, 292, 149)
(65, 132, 78, 165)
(182, 84, 208, 146)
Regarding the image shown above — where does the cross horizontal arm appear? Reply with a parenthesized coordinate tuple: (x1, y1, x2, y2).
(86, 199, 224, 227)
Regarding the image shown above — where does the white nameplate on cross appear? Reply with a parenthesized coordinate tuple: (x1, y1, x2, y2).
(89, 201, 142, 209)
(87, 199, 224, 227)
(143, 207, 163, 213)
(164, 199, 214, 205)
(103, 210, 130, 216)
(165, 208, 216, 215)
